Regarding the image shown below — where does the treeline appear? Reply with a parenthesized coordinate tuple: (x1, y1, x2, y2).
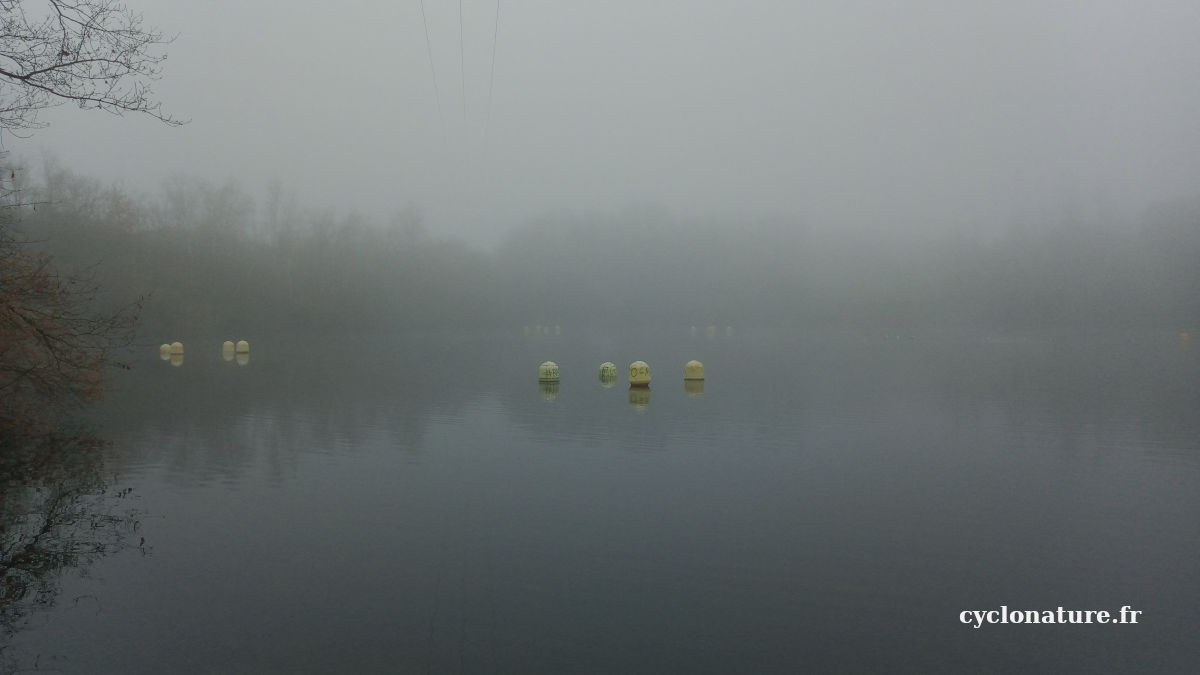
(9, 164, 1200, 338)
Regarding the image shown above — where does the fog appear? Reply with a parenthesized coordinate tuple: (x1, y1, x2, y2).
(17, 0, 1200, 247)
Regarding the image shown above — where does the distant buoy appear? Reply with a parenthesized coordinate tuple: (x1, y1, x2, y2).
(725, 326, 734, 338)
(554, 325, 561, 336)
(706, 325, 717, 339)
(690, 326, 697, 338)
(222, 340, 235, 352)
(629, 361, 651, 388)
(236, 340, 250, 353)
(684, 360, 705, 380)
(159, 344, 171, 359)
(538, 361, 560, 382)
(1180, 332, 1191, 347)
(598, 362, 617, 378)
(170, 341, 184, 354)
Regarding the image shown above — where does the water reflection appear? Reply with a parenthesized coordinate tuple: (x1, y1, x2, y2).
(169, 353, 183, 367)
(9, 330, 1200, 673)
(236, 352, 250, 366)
(628, 387, 650, 411)
(0, 432, 145, 673)
(539, 381, 559, 402)
(684, 379, 704, 396)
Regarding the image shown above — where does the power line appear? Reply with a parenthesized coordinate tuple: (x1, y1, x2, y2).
(459, 0, 467, 125)
(484, 0, 500, 148)
(418, 0, 447, 148)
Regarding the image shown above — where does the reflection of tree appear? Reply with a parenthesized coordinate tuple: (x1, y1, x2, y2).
(0, 431, 144, 672)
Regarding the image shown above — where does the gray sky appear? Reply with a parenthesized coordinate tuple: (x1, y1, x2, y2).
(17, 0, 1200, 246)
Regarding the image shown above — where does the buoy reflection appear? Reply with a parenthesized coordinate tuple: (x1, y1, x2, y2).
(539, 381, 559, 401)
(169, 353, 184, 367)
(684, 380, 704, 397)
(236, 352, 250, 366)
(628, 387, 650, 411)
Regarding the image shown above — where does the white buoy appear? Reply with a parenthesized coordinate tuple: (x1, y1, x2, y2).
(706, 325, 717, 339)
(170, 341, 184, 354)
(222, 340, 235, 352)
(554, 325, 561, 335)
(629, 361, 651, 388)
(538, 361, 560, 382)
(598, 362, 617, 378)
(684, 360, 705, 380)
(236, 340, 250, 353)
(159, 344, 171, 360)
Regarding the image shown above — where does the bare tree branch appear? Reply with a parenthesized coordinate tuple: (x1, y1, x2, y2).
(0, 0, 182, 135)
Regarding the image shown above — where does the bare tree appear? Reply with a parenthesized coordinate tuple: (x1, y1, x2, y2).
(0, 216, 140, 429)
(0, 0, 181, 135)
(0, 1, 171, 429)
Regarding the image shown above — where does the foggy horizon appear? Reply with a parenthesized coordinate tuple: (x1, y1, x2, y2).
(10, 0, 1200, 248)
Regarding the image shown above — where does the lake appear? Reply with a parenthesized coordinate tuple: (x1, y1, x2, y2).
(3, 329, 1198, 673)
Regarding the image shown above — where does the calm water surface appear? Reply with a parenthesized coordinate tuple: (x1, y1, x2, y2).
(4, 330, 1199, 673)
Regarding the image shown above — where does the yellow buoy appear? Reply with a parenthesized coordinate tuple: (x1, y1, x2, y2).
(236, 340, 250, 353)
(222, 340, 235, 352)
(629, 361, 651, 388)
(1180, 332, 1191, 347)
(159, 344, 171, 359)
(599, 362, 617, 388)
(538, 361, 560, 382)
(684, 360, 705, 380)
(170, 341, 184, 354)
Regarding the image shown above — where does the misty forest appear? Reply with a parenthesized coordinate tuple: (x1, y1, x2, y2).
(2, 1, 1199, 673)
(7, 163, 1200, 339)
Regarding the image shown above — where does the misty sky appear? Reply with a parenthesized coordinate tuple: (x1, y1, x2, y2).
(15, 0, 1200, 246)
